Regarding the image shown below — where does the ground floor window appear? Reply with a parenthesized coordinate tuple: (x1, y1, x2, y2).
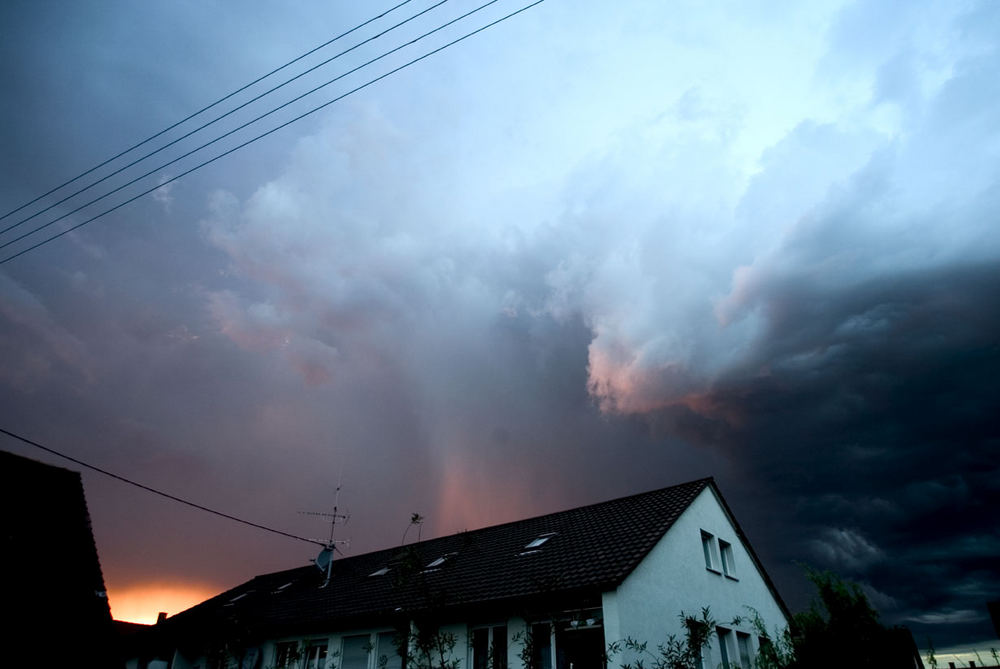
(532, 623, 553, 669)
(274, 641, 301, 668)
(555, 624, 605, 669)
(377, 630, 405, 669)
(303, 639, 329, 669)
(736, 632, 753, 669)
(342, 634, 372, 669)
(471, 624, 508, 669)
(527, 617, 604, 669)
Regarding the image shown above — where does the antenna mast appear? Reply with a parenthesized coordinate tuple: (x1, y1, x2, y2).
(302, 474, 350, 588)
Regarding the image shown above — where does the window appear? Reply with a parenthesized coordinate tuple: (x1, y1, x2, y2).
(736, 632, 752, 669)
(531, 624, 553, 669)
(471, 625, 507, 669)
(370, 567, 391, 577)
(274, 641, 300, 669)
(719, 540, 736, 578)
(716, 628, 736, 669)
(343, 635, 372, 669)
(377, 631, 404, 669)
(424, 553, 457, 571)
(227, 590, 253, 605)
(556, 619, 605, 669)
(701, 531, 720, 572)
(524, 533, 557, 549)
(304, 640, 330, 669)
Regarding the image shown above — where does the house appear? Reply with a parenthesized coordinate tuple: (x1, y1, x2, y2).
(129, 477, 789, 669)
(1, 449, 120, 667)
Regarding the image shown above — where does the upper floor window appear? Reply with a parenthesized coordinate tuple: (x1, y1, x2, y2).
(719, 539, 736, 578)
(701, 531, 720, 572)
(702, 530, 738, 578)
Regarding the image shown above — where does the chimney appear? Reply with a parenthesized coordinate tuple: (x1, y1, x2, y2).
(156, 612, 167, 624)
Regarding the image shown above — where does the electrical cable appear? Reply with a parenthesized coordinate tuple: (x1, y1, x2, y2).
(0, 0, 544, 264)
(0, 0, 418, 225)
(0, 426, 326, 547)
(0, 0, 499, 254)
(0, 0, 451, 238)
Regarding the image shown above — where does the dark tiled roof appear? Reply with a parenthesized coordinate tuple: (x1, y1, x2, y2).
(166, 478, 713, 637)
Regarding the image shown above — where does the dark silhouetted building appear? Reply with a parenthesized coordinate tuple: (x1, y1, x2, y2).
(1, 450, 119, 667)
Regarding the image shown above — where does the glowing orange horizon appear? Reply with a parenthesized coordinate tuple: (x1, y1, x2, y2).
(108, 584, 219, 625)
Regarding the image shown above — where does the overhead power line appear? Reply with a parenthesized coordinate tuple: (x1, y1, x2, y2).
(0, 0, 418, 225)
(0, 0, 490, 256)
(0, 0, 451, 238)
(0, 0, 545, 265)
(0, 426, 325, 547)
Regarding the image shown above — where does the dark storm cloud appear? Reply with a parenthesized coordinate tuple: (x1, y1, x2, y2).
(630, 257, 1000, 646)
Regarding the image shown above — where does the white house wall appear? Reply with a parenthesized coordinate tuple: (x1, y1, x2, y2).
(603, 486, 788, 669)
(173, 615, 540, 669)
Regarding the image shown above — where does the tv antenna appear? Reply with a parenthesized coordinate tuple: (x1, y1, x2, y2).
(301, 475, 350, 588)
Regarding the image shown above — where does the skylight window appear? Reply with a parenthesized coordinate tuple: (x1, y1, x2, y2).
(226, 590, 254, 605)
(524, 532, 557, 549)
(272, 582, 294, 593)
(519, 532, 557, 555)
(369, 567, 391, 577)
(421, 552, 458, 571)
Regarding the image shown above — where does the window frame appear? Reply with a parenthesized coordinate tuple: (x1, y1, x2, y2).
(303, 639, 330, 669)
(716, 627, 736, 669)
(470, 623, 508, 669)
(273, 640, 301, 669)
(341, 634, 373, 669)
(701, 531, 721, 573)
(719, 539, 737, 579)
(530, 622, 554, 669)
(736, 632, 753, 669)
(376, 630, 405, 669)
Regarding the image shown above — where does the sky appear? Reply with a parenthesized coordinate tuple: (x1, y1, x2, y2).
(1, 0, 998, 649)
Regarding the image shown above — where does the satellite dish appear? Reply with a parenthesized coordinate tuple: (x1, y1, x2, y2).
(315, 547, 333, 573)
